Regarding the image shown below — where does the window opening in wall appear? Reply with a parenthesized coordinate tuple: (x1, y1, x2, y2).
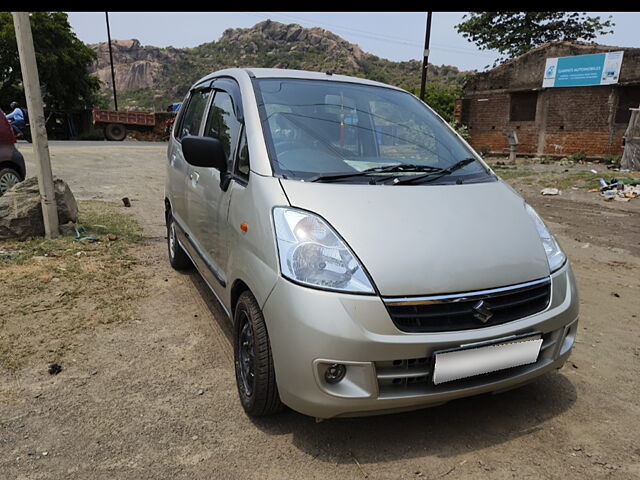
(509, 92, 537, 122)
(615, 87, 640, 124)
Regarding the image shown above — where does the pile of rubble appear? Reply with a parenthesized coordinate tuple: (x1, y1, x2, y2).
(590, 177, 640, 202)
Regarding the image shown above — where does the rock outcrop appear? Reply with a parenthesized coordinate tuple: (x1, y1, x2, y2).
(0, 177, 78, 240)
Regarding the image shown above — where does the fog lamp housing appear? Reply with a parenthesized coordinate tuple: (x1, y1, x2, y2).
(324, 363, 347, 384)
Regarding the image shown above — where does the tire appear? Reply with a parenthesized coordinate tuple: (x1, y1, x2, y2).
(234, 291, 284, 416)
(104, 123, 126, 141)
(0, 168, 22, 195)
(166, 214, 191, 270)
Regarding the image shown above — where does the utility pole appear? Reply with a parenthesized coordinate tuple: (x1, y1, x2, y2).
(105, 12, 118, 111)
(419, 11, 433, 102)
(12, 12, 59, 238)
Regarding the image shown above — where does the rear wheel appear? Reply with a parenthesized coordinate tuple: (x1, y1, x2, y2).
(166, 214, 191, 270)
(0, 168, 22, 195)
(234, 291, 284, 416)
(104, 123, 126, 141)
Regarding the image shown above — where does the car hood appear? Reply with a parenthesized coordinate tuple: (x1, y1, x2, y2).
(279, 179, 550, 296)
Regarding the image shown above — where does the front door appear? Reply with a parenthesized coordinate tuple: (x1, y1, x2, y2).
(186, 83, 243, 297)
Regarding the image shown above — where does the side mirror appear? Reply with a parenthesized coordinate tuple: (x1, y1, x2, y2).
(182, 136, 227, 171)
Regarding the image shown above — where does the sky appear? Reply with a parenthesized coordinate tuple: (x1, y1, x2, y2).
(66, 12, 640, 72)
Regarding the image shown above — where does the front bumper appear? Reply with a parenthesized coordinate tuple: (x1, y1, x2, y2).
(262, 263, 579, 418)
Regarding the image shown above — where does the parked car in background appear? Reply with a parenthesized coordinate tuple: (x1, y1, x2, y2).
(0, 111, 26, 195)
(165, 68, 579, 419)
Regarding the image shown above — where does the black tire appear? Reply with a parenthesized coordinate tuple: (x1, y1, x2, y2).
(0, 167, 22, 195)
(234, 291, 284, 416)
(104, 123, 126, 141)
(166, 214, 191, 270)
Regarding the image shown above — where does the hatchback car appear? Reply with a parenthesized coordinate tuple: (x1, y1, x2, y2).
(0, 111, 26, 195)
(165, 68, 579, 419)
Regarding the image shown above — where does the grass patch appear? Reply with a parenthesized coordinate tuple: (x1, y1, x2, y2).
(494, 169, 537, 180)
(0, 200, 148, 372)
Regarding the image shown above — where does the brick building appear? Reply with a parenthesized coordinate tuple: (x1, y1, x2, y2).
(456, 42, 640, 157)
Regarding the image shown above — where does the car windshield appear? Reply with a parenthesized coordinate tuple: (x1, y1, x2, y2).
(254, 78, 492, 184)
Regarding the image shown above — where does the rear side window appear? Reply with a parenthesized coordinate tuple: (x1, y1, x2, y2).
(177, 89, 211, 140)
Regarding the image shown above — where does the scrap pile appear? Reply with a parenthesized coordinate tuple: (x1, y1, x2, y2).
(590, 177, 640, 202)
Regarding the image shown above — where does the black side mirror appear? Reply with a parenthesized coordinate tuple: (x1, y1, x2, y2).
(182, 136, 227, 171)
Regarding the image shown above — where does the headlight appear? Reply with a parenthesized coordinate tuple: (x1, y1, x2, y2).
(525, 204, 566, 273)
(272, 207, 374, 293)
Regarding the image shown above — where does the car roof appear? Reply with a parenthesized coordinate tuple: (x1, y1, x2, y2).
(193, 67, 405, 92)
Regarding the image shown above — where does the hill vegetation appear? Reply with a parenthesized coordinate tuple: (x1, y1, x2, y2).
(90, 20, 472, 119)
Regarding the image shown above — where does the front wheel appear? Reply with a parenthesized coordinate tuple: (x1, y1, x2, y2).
(0, 168, 22, 195)
(234, 291, 284, 416)
(166, 214, 191, 270)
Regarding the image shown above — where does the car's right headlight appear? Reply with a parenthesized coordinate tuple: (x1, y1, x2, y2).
(272, 207, 375, 294)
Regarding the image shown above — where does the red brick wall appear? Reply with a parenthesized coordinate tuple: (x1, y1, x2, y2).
(463, 87, 627, 157)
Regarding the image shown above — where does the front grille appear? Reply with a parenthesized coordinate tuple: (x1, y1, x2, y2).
(384, 278, 551, 333)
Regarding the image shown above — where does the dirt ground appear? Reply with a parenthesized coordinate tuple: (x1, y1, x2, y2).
(1, 142, 639, 479)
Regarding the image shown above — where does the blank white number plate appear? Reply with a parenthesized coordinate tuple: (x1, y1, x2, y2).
(433, 336, 543, 385)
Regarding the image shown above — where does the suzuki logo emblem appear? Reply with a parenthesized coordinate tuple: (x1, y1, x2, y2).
(473, 300, 493, 323)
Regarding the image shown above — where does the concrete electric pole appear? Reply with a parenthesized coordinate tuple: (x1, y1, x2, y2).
(12, 12, 59, 238)
(419, 12, 433, 102)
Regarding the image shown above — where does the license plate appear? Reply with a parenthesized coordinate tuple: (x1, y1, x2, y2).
(432, 334, 542, 385)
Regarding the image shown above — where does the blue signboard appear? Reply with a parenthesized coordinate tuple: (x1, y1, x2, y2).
(542, 51, 623, 88)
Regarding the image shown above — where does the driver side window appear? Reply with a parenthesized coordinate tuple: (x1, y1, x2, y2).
(204, 91, 242, 171)
(177, 89, 211, 140)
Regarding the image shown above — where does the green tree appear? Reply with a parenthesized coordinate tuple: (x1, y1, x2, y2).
(456, 12, 615, 65)
(409, 83, 463, 123)
(0, 12, 101, 111)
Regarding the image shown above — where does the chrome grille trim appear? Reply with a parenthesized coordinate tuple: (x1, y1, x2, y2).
(383, 277, 551, 306)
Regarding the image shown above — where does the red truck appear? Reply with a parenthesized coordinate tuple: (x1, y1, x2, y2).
(91, 108, 156, 141)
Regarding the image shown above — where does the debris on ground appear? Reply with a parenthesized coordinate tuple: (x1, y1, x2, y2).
(541, 188, 560, 195)
(48, 363, 63, 375)
(107, 234, 118, 241)
(74, 225, 99, 243)
(591, 177, 640, 201)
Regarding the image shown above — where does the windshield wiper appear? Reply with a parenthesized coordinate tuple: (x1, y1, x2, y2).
(306, 164, 444, 183)
(392, 158, 478, 185)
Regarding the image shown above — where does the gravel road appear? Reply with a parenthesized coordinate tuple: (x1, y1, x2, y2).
(1, 141, 638, 479)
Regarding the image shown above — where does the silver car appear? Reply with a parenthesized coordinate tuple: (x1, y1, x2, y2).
(165, 68, 579, 419)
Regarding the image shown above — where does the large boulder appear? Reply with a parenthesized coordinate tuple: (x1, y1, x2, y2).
(0, 177, 78, 240)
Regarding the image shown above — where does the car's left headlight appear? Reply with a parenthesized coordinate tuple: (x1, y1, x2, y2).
(525, 203, 566, 273)
(272, 207, 375, 294)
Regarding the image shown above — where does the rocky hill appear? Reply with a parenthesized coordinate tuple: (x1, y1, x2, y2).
(89, 20, 470, 111)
